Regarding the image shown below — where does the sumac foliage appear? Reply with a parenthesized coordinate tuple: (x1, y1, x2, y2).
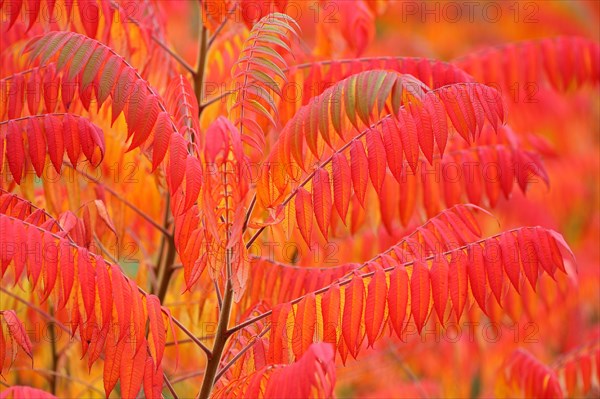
(0, 1, 598, 398)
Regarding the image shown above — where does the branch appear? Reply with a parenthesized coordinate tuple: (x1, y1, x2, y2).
(244, 116, 384, 249)
(241, 194, 257, 234)
(168, 314, 213, 358)
(153, 190, 176, 304)
(214, 281, 223, 310)
(150, 34, 195, 74)
(0, 288, 71, 336)
(163, 372, 180, 399)
(0, 188, 76, 244)
(195, 17, 209, 115)
(207, 14, 230, 48)
(12, 368, 105, 396)
(108, 0, 194, 74)
(199, 90, 233, 109)
(232, 226, 523, 334)
(3, 213, 212, 360)
(67, 163, 171, 237)
(166, 335, 214, 347)
(172, 370, 206, 385)
(214, 327, 270, 383)
(197, 156, 237, 398)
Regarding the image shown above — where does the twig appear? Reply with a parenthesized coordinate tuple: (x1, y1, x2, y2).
(0, 288, 71, 336)
(207, 1, 238, 49)
(172, 370, 206, 384)
(12, 368, 104, 396)
(214, 327, 270, 383)
(163, 372, 180, 399)
(67, 163, 170, 237)
(169, 315, 213, 358)
(151, 34, 194, 74)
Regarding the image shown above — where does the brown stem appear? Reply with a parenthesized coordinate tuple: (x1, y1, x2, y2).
(195, 23, 208, 116)
(163, 372, 180, 399)
(197, 251, 234, 399)
(214, 327, 270, 383)
(200, 90, 233, 109)
(153, 193, 176, 308)
(156, 233, 177, 303)
(167, 316, 212, 357)
(242, 194, 257, 233)
(48, 306, 58, 395)
(198, 154, 234, 398)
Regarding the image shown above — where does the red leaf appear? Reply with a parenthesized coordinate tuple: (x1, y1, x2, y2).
(269, 303, 292, 364)
(430, 256, 449, 323)
(517, 228, 539, 290)
(396, 108, 419, 173)
(62, 114, 81, 167)
(6, 121, 24, 183)
(484, 238, 504, 306)
(312, 168, 332, 239)
(322, 284, 340, 346)
(342, 275, 365, 358)
(292, 293, 316, 359)
(183, 156, 203, 213)
(0, 386, 58, 398)
(388, 263, 409, 337)
(44, 114, 64, 173)
(381, 118, 404, 182)
(365, 266, 387, 347)
(120, 339, 147, 399)
(449, 254, 468, 321)
(350, 140, 368, 206)
(410, 261, 431, 333)
(151, 113, 172, 171)
(424, 93, 449, 156)
(94, 258, 112, 331)
(295, 187, 313, 246)
(366, 128, 386, 193)
(467, 244, 488, 314)
(2, 310, 32, 359)
(146, 294, 166, 369)
(26, 118, 46, 177)
(143, 356, 163, 399)
(411, 103, 434, 164)
(40, 233, 58, 303)
(500, 232, 521, 292)
(77, 248, 96, 322)
(57, 241, 74, 311)
(169, 133, 188, 191)
(332, 153, 351, 221)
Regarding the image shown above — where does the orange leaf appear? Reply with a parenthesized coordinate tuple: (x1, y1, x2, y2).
(120, 340, 147, 399)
